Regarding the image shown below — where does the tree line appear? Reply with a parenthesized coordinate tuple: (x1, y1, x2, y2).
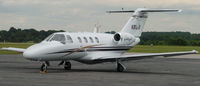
(0, 27, 64, 43)
(139, 32, 200, 46)
(1, 27, 200, 46)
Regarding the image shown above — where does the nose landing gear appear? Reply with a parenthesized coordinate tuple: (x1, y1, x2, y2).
(40, 61, 49, 73)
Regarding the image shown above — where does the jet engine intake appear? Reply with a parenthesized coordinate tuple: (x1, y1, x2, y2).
(113, 32, 136, 45)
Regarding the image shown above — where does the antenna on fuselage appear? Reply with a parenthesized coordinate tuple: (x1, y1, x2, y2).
(93, 23, 101, 33)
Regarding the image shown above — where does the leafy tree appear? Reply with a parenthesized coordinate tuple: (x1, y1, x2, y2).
(0, 27, 65, 43)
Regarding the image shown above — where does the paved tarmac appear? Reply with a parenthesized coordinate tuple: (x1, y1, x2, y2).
(0, 54, 200, 86)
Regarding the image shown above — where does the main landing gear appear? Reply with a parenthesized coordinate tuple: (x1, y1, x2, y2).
(58, 61, 72, 70)
(116, 59, 126, 72)
(64, 61, 71, 70)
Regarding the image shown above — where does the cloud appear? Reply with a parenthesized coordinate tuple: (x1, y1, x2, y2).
(0, 0, 199, 33)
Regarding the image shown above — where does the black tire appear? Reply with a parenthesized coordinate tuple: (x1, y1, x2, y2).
(64, 62, 71, 70)
(40, 64, 45, 71)
(117, 63, 124, 72)
(40, 63, 47, 72)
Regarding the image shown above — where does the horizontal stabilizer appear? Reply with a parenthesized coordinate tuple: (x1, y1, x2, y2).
(107, 10, 135, 13)
(141, 9, 182, 12)
(107, 8, 181, 13)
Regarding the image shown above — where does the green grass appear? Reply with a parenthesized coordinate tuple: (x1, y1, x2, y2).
(0, 43, 199, 54)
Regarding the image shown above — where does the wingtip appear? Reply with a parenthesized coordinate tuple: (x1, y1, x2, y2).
(178, 9, 182, 12)
(106, 11, 111, 13)
(192, 50, 198, 53)
(0, 47, 5, 50)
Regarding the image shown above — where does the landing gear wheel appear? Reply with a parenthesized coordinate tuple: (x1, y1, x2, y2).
(64, 61, 71, 70)
(40, 63, 48, 73)
(117, 63, 124, 72)
(116, 59, 126, 72)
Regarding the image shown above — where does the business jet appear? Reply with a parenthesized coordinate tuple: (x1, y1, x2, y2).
(1, 8, 198, 73)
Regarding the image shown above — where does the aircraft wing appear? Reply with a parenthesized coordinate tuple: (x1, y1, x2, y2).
(94, 50, 198, 62)
(1, 47, 26, 53)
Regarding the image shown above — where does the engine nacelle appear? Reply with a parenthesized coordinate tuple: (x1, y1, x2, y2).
(113, 32, 138, 45)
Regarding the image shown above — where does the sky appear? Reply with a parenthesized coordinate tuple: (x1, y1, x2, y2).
(0, 0, 199, 33)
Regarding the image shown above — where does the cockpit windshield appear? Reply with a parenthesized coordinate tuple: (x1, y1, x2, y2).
(44, 34, 66, 44)
(50, 34, 66, 42)
(44, 34, 53, 41)
(44, 34, 73, 44)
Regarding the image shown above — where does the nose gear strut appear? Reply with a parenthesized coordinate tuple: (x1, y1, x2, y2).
(40, 62, 48, 73)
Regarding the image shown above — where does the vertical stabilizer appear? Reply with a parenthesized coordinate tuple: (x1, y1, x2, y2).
(107, 8, 181, 37)
(120, 9, 147, 37)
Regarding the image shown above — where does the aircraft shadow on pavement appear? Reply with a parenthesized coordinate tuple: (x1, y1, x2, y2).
(0, 65, 190, 76)
(28, 68, 189, 76)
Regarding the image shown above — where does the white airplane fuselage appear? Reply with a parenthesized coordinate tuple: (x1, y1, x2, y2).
(23, 32, 140, 64)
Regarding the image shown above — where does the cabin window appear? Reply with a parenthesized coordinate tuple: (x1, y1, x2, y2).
(89, 37, 94, 43)
(50, 34, 66, 44)
(83, 37, 88, 43)
(66, 35, 73, 43)
(77, 37, 82, 43)
(95, 37, 99, 43)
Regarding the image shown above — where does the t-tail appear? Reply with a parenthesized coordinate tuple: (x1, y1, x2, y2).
(107, 8, 182, 38)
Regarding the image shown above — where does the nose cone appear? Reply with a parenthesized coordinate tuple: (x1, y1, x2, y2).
(23, 44, 44, 61)
(23, 49, 37, 60)
(23, 42, 66, 61)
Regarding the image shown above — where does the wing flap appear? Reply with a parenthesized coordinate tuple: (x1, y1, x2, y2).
(1, 47, 26, 53)
(95, 50, 198, 62)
